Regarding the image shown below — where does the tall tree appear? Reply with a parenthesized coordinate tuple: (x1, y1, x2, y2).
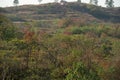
(55, 0, 59, 3)
(38, 0, 42, 4)
(105, 0, 114, 7)
(77, 0, 81, 3)
(13, 0, 19, 6)
(89, 0, 92, 4)
(106, 0, 108, 7)
(89, 0, 98, 5)
(0, 14, 16, 41)
(94, 0, 98, 5)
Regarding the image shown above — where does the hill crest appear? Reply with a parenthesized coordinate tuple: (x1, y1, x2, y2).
(1, 2, 120, 23)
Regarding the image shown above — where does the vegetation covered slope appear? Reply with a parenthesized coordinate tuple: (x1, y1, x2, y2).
(0, 11, 120, 80)
(1, 2, 120, 23)
(0, 2, 120, 80)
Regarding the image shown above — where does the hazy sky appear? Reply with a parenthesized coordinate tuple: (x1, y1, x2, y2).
(0, 0, 120, 7)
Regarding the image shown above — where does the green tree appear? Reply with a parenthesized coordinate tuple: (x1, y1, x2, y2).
(77, 0, 81, 3)
(66, 62, 101, 80)
(94, 0, 98, 5)
(55, 0, 59, 3)
(105, 0, 114, 7)
(38, 0, 42, 4)
(0, 15, 16, 41)
(100, 38, 112, 57)
(90, 0, 98, 5)
(13, 0, 19, 6)
(90, 0, 92, 4)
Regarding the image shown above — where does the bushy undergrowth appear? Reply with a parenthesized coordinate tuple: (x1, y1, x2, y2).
(0, 15, 120, 80)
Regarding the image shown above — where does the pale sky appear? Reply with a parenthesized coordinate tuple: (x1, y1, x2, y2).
(0, 0, 120, 7)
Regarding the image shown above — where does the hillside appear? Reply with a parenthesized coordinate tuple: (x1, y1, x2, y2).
(1, 2, 120, 23)
(0, 2, 120, 80)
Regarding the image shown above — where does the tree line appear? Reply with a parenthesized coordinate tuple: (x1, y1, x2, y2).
(13, 0, 115, 8)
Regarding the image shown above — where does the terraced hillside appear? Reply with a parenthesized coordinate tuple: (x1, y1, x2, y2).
(0, 2, 120, 23)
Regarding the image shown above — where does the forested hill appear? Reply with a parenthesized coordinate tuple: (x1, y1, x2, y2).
(0, 2, 120, 23)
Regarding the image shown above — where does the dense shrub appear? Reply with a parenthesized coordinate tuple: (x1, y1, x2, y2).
(66, 62, 101, 80)
(0, 14, 16, 41)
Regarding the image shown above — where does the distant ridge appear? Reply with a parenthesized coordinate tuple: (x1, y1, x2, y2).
(1, 2, 120, 23)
